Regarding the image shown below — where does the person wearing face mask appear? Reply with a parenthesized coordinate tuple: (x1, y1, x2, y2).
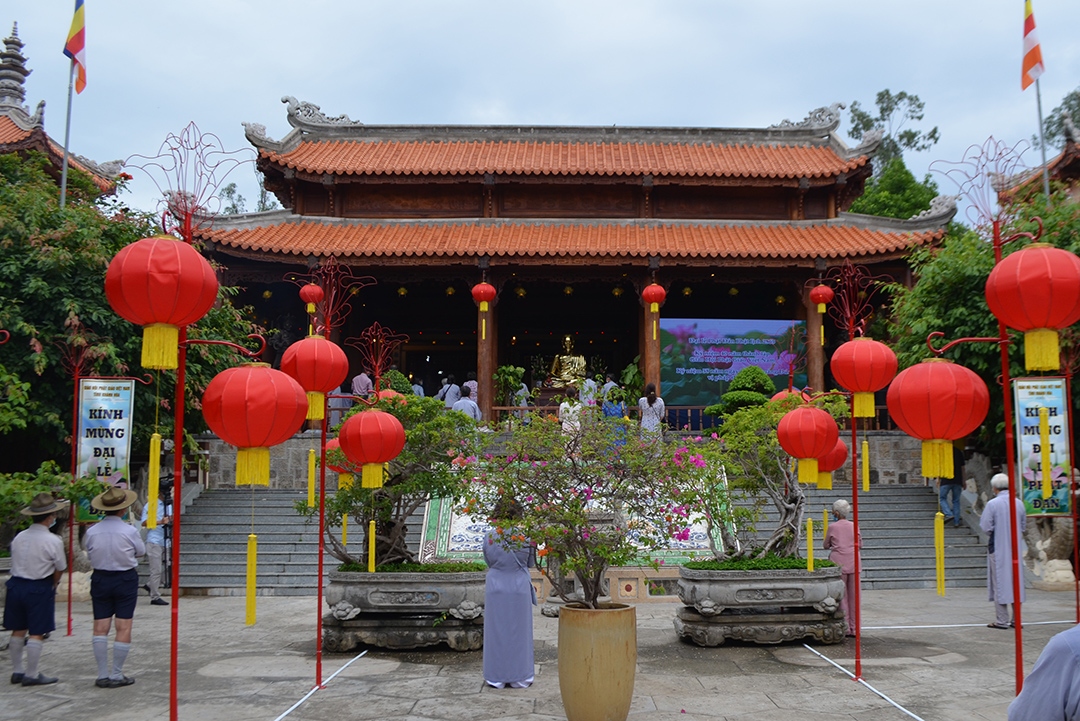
(3, 493, 69, 687)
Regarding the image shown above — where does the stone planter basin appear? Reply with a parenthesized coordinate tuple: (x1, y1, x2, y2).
(326, 570, 486, 621)
(677, 565, 844, 617)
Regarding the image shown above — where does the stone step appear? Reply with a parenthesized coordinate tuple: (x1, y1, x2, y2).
(864, 578, 986, 590)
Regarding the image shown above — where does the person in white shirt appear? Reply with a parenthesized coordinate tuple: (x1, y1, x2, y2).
(451, 385, 482, 421)
(4, 493, 69, 686)
(558, 387, 582, 435)
(85, 487, 145, 689)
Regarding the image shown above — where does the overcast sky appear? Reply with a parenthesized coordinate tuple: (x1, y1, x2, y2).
(9, 1, 1080, 221)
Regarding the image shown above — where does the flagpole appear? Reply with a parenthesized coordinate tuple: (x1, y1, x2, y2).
(1034, 78, 1051, 200)
(59, 60, 75, 209)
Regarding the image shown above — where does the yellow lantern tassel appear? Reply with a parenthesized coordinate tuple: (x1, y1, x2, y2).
(236, 447, 270, 486)
(480, 300, 489, 312)
(343, 514, 348, 545)
(482, 317, 486, 341)
(852, 392, 875, 418)
(797, 458, 818, 486)
(339, 472, 354, 491)
(823, 509, 829, 539)
(820, 326, 825, 346)
(246, 533, 257, 625)
(650, 302, 659, 314)
(306, 392, 325, 420)
(817, 471, 832, 490)
(147, 433, 161, 530)
(361, 463, 384, 489)
(1040, 407, 1053, 500)
(1025, 328, 1060, 372)
(141, 324, 179, 370)
(806, 518, 814, 572)
(922, 440, 953, 479)
(307, 449, 316, 508)
(934, 512, 945, 596)
(306, 301, 316, 313)
(817, 302, 826, 314)
(368, 519, 376, 573)
(862, 440, 870, 492)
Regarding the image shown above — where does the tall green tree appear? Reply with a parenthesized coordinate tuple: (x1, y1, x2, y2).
(848, 89, 941, 173)
(1037, 86, 1080, 151)
(849, 157, 939, 219)
(0, 152, 265, 473)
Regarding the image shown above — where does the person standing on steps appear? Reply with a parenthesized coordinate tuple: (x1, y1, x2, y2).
(4, 493, 69, 687)
(85, 486, 145, 689)
(139, 496, 170, 606)
(938, 443, 965, 528)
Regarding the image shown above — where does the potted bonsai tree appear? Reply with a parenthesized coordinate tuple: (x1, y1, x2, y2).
(673, 395, 850, 647)
(297, 393, 486, 651)
(467, 409, 689, 721)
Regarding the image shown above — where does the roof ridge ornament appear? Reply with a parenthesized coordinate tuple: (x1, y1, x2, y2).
(769, 103, 845, 133)
(1064, 116, 1079, 145)
(0, 20, 43, 128)
(282, 95, 363, 131)
(909, 194, 959, 223)
(846, 128, 884, 160)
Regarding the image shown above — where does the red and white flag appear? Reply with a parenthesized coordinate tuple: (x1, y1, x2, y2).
(1022, 0, 1044, 90)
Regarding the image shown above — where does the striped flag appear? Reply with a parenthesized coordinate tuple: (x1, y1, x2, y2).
(63, 0, 86, 94)
(1022, 0, 1044, 90)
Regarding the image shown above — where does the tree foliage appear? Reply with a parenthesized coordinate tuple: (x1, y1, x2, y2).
(0, 152, 266, 473)
(707, 365, 774, 416)
(849, 157, 938, 220)
(848, 89, 940, 172)
(1038, 86, 1080, 151)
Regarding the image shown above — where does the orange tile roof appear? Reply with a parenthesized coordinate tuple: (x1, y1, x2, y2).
(0, 116, 31, 145)
(203, 219, 934, 262)
(262, 141, 866, 180)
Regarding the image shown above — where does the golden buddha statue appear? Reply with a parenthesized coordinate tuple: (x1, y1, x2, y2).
(549, 334, 586, 388)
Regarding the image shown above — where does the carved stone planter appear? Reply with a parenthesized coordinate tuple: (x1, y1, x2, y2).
(674, 565, 846, 646)
(323, 570, 486, 652)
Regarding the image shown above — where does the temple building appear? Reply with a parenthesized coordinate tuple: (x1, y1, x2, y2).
(0, 24, 119, 194)
(199, 97, 956, 421)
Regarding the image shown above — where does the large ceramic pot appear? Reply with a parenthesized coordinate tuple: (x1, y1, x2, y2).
(675, 565, 846, 646)
(558, 603, 636, 721)
(324, 570, 487, 651)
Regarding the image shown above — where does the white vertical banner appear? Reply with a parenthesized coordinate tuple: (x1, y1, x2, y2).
(77, 379, 135, 487)
(1013, 377, 1071, 516)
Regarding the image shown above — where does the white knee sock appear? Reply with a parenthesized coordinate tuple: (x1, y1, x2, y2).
(93, 636, 109, 679)
(9, 636, 25, 674)
(23, 639, 42, 679)
(111, 642, 130, 679)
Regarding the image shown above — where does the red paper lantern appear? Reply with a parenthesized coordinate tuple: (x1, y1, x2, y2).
(777, 406, 839, 485)
(985, 243, 1080, 371)
(280, 335, 350, 421)
(809, 284, 834, 313)
(641, 284, 666, 313)
(885, 358, 989, 479)
(338, 410, 406, 488)
(202, 363, 309, 486)
(817, 438, 848, 490)
(105, 235, 218, 370)
(324, 438, 356, 489)
(471, 282, 496, 312)
(299, 284, 324, 314)
(829, 338, 898, 418)
(771, 389, 811, 402)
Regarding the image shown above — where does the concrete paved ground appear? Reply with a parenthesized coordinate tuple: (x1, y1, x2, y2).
(1, 586, 1077, 721)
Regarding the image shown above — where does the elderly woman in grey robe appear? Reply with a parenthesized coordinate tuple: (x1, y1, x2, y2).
(482, 499, 535, 689)
(823, 499, 861, 637)
(980, 473, 1026, 629)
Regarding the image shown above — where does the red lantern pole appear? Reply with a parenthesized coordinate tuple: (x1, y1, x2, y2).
(316, 400, 328, 689)
(992, 219, 1024, 692)
(849, 402, 862, 680)
(67, 366, 78, 636)
(169, 327, 186, 721)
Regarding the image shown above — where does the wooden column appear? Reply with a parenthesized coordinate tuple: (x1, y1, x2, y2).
(478, 300, 497, 422)
(803, 285, 825, 393)
(643, 299, 661, 394)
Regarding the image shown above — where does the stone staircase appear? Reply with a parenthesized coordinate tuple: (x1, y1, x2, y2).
(748, 485, 987, 590)
(153, 488, 429, 596)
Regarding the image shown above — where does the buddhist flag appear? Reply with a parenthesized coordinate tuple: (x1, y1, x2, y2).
(1022, 0, 1044, 90)
(63, 0, 86, 94)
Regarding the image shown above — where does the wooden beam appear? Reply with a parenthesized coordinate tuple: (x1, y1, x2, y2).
(478, 300, 497, 422)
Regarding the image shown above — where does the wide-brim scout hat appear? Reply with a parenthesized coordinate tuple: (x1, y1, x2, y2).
(20, 492, 71, 517)
(91, 486, 138, 513)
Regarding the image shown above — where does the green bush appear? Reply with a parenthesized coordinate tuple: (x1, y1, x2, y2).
(710, 365, 774, 415)
(381, 369, 413, 395)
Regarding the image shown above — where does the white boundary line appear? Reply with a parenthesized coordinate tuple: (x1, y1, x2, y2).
(802, 644, 926, 721)
(273, 650, 368, 721)
(864, 620, 1075, 630)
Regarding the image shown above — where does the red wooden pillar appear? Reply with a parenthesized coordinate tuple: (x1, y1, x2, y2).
(478, 300, 497, 422)
(803, 285, 825, 393)
(642, 297, 661, 394)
